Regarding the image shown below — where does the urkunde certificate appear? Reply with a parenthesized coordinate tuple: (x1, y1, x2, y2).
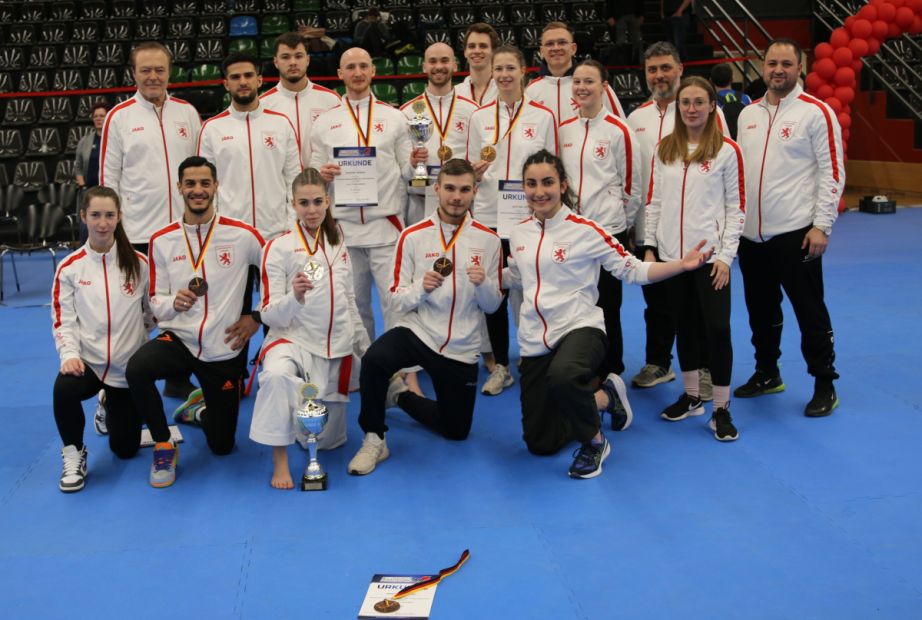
(334, 146, 378, 208)
(497, 179, 529, 239)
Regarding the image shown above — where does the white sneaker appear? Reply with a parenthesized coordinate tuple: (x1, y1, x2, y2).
(481, 364, 513, 396)
(93, 390, 108, 436)
(347, 432, 389, 475)
(60, 445, 87, 493)
(385, 374, 409, 409)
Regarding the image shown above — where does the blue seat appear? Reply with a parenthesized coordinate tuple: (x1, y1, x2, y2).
(229, 15, 258, 37)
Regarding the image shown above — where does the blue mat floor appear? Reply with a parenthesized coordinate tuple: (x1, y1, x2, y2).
(1, 209, 920, 618)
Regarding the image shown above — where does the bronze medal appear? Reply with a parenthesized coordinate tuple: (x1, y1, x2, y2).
(188, 276, 208, 296)
(374, 599, 401, 613)
(480, 145, 496, 162)
(437, 144, 453, 162)
(433, 257, 453, 277)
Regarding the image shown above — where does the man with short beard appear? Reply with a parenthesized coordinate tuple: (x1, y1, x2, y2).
(260, 32, 341, 167)
(197, 52, 302, 241)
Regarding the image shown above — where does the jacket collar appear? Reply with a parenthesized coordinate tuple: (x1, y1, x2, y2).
(273, 79, 314, 99)
(531, 204, 572, 230)
(84, 242, 119, 261)
(228, 100, 265, 120)
(758, 83, 803, 110)
(133, 91, 172, 111)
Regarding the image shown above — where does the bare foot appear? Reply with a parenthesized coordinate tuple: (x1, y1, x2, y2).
(271, 446, 294, 490)
(404, 371, 425, 398)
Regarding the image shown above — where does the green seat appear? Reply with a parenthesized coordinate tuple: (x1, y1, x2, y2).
(293, 0, 322, 10)
(190, 64, 222, 82)
(372, 83, 399, 105)
(170, 66, 188, 84)
(222, 91, 232, 108)
(259, 38, 276, 59)
(396, 55, 422, 75)
(261, 15, 290, 36)
(372, 57, 395, 76)
(400, 81, 426, 104)
(228, 38, 257, 55)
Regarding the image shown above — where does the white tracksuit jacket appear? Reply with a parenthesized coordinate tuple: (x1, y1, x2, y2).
(197, 102, 302, 240)
(259, 79, 342, 170)
(507, 205, 651, 357)
(736, 84, 845, 242)
(148, 213, 264, 361)
(467, 97, 558, 230)
(525, 74, 625, 126)
(627, 99, 728, 243)
(389, 212, 504, 364)
(259, 222, 368, 359)
(100, 92, 201, 244)
(310, 94, 414, 247)
(51, 244, 151, 388)
(645, 138, 747, 266)
(458, 76, 498, 108)
(559, 108, 641, 235)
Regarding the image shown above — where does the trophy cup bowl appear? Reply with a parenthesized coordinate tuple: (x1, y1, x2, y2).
(295, 384, 329, 491)
(408, 104, 433, 188)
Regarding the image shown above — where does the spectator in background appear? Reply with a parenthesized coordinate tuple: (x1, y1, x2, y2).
(74, 101, 110, 244)
(605, 0, 645, 64)
(661, 0, 692, 60)
(353, 7, 399, 58)
(710, 62, 751, 140)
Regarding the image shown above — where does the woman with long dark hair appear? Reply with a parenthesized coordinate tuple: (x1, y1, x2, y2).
(51, 186, 150, 492)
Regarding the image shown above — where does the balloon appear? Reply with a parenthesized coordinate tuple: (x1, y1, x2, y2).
(912, 17, 922, 35)
(830, 27, 851, 48)
(817, 84, 836, 100)
(805, 71, 825, 91)
(814, 42, 834, 59)
(842, 128, 850, 142)
(867, 37, 882, 54)
(814, 57, 837, 79)
(825, 97, 844, 114)
(838, 112, 852, 129)
(850, 18, 873, 39)
(872, 20, 889, 38)
(833, 46, 854, 66)
(848, 37, 870, 57)
(886, 22, 900, 37)
(835, 86, 855, 105)
(858, 4, 878, 21)
(870, 0, 885, 5)
(852, 59, 864, 73)
(892, 0, 907, 8)
(896, 6, 915, 27)
(908, 0, 922, 12)
(878, 2, 897, 21)
(834, 66, 856, 86)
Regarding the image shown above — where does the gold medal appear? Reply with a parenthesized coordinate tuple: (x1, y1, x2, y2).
(188, 276, 208, 296)
(480, 145, 496, 162)
(374, 599, 400, 613)
(411, 99, 426, 115)
(299, 382, 320, 401)
(437, 144, 453, 161)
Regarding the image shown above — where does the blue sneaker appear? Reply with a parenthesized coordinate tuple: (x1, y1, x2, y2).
(173, 388, 204, 425)
(150, 442, 178, 488)
(568, 437, 611, 479)
(600, 373, 633, 431)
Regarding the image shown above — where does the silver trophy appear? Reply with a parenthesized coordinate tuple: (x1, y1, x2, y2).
(295, 382, 328, 491)
(407, 100, 433, 187)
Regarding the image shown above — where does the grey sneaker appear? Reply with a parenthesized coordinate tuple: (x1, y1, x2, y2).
(481, 364, 513, 396)
(348, 432, 389, 475)
(149, 441, 178, 488)
(631, 364, 676, 388)
(385, 374, 409, 409)
(93, 390, 108, 435)
(601, 373, 633, 431)
(59, 445, 87, 493)
(699, 368, 713, 402)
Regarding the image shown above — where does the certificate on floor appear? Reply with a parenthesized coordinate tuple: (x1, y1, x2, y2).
(357, 574, 438, 619)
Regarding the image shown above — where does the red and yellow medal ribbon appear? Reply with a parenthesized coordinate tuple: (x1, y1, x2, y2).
(438, 213, 467, 256)
(390, 549, 470, 601)
(493, 98, 525, 146)
(424, 92, 456, 149)
(295, 221, 323, 256)
(182, 216, 217, 278)
(345, 96, 374, 147)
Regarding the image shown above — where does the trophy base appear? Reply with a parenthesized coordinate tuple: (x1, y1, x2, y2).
(301, 473, 328, 492)
(409, 177, 430, 188)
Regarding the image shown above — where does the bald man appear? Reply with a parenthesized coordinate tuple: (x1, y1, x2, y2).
(310, 48, 421, 340)
(398, 43, 479, 225)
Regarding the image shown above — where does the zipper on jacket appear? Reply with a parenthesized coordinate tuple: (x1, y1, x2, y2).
(101, 254, 112, 382)
(756, 104, 780, 241)
(534, 225, 551, 351)
(155, 104, 174, 224)
(325, 247, 334, 358)
(439, 246, 458, 353)
(577, 119, 590, 213)
(680, 163, 689, 256)
(245, 113, 257, 228)
(195, 225, 209, 358)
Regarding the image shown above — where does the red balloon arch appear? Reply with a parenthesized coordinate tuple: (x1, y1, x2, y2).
(805, 0, 922, 210)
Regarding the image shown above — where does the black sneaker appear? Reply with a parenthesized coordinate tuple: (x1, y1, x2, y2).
(568, 437, 611, 479)
(59, 445, 88, 493)
(804, 382, 838, 417)
(600, 373, 633, 431)
(733, 370, 785, 398)
(709, 408, 739, 441)
(660, 393, 705, 421)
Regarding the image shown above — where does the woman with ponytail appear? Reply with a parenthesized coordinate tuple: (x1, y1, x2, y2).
(51, 186, 152, 492)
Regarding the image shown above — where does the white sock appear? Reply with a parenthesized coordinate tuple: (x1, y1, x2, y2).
(682, 371, 700, 399)
(713, 385, 731, 410)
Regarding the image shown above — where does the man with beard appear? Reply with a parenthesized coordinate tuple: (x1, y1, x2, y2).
(126, 156, 265, 488)
(734, 39, 844, 417)
(310, 47, 421, 341)
(197, 52, 302, 241)
(399, 42, 479, 225)
(627, 42, 727, 395)
(260, 32, 341, 167)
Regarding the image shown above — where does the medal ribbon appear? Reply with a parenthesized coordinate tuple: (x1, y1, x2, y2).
(391, 549, 471, 601)
(438, 213, 467, 256)
(493, 98, 525, 146)
(424, 91, 456, 148)
(296, 221, 323, 257)
(182, 216, 217, 277)
(345, 96, 374, 147)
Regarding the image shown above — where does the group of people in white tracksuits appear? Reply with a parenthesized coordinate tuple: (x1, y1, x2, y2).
(50, 26, 845, 492)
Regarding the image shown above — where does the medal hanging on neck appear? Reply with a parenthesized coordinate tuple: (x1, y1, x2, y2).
(481, 98, 524, 163)
(183, 217, 217, 296)
(297, 222, 325, 282)
(346, 96, 374, 147)
(432, 212, 467, 276)
(424, 91, 456, 162)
